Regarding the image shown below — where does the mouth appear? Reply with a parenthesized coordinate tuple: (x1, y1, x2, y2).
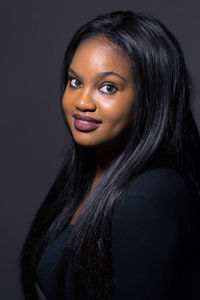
(73, 113, 102, 123)
(73, 118, 102, 132)
(73, 113, 102, 132)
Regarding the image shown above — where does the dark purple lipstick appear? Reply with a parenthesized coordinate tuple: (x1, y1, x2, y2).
(73, 114, 102, 123)
(73, 113, 102, 132)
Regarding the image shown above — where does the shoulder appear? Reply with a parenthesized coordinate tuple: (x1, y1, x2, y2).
(125, 167, 191, 201)
(111, 168, 200, 299)
(112, 167, 196, 230)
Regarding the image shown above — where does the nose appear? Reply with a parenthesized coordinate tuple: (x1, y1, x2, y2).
(74, 87, 96, 112)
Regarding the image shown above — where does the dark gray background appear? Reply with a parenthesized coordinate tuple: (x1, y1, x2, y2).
(1, 0, 199, 299)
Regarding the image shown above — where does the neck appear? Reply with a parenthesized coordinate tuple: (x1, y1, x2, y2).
(94, 137, 127, 178)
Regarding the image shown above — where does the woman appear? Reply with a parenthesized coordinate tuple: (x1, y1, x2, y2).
(20, 10, 200, 300)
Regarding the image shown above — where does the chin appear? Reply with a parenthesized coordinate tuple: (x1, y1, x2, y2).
(72, 135, 96, 146)
(72, 136, 106, 149)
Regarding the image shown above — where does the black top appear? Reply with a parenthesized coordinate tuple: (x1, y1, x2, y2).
(36, 168, 200, 299)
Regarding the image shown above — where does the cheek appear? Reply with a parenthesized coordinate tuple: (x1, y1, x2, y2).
(103, 99, 134, 128)
(62, 99, 67, 112)
(118, 94, 135, 124)
(62, 84, 71, 104)
(62, 92, 71, 114)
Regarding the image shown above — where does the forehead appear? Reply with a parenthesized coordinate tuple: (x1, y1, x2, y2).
(69, 35, 132, 76)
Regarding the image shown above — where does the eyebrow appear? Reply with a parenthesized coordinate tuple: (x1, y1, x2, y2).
(68, 68, 126, 82)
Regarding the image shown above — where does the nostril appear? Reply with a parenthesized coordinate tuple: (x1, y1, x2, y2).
(74, 91, 96, 109)
(75, 99, 96, 112)
(75, 106, 96, 113)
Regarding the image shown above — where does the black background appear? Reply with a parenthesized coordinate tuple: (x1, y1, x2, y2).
(1, 0, 199, 299)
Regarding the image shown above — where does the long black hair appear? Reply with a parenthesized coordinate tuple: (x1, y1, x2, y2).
(20, 10, 200, 300)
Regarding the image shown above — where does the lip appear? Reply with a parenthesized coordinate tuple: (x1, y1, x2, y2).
(73, 118, 101, 132)
(73, 113, 102, 123)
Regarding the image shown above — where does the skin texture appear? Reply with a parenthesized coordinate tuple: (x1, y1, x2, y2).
(62, 35, 135, 162)
(62, 35, 136, 224)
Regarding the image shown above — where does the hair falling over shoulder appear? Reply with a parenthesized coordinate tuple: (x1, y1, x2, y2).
(20, 10, 200, 300)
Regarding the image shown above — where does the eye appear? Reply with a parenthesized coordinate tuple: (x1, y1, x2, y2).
(68, 76, 82, 89)
(99, 84, 117, 95)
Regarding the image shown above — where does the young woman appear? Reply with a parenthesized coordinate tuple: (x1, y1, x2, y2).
(20, 10, 200, 300)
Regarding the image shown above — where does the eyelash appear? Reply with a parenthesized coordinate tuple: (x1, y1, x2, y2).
(68, 76, 118, 95)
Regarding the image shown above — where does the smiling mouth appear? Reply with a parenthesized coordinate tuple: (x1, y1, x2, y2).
(73, 113, 102, 123)
(73, 118, 101, 132)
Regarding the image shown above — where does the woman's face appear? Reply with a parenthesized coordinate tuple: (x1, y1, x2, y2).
(62, 35, 135, 149)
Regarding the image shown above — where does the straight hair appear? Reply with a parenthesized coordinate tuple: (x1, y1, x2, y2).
(20, 10, 200, 300)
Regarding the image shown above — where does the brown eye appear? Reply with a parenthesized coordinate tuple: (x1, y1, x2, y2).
(100, 84, 117, 95)
(69, 77, 82, 88)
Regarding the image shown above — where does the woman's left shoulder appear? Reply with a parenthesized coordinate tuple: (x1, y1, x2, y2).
(111, 172, 200, 300)
(125, 167, 191, 201)
(114, 167, 199, 229)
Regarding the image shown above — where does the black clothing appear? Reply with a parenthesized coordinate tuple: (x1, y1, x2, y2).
(36, 168, 200, 299)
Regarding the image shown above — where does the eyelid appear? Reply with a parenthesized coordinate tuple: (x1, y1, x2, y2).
(68, 75, 81, 82)
(99, 79, 118, 88)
